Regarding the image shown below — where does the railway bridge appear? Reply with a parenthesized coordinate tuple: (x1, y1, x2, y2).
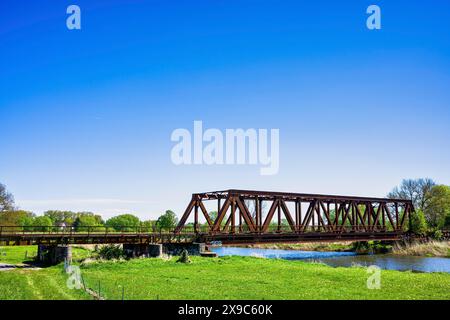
(0, 189, 415, 263)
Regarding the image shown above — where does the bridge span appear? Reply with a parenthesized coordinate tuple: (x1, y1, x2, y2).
(175, 189, 413, 243)
(1, 189, 414, 247)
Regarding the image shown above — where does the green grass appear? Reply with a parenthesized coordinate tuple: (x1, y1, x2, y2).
(1, 246, 449, 300)
(0, 245, 92, 300)
(79, 256, 450, 300)
(0, 267, 91, 300)
(0, 246, 93, 265)
(0, 246, 37, 265)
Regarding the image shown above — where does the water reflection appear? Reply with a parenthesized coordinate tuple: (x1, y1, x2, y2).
(319, 254, 450, 273)
(211, 247, 355, 260)
(211, 247, 450, 273)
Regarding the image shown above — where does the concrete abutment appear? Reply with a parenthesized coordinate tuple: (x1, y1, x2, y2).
(37, 244, 72, 265)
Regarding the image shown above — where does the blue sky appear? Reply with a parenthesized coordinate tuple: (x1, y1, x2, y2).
(1, 0, 450, 220)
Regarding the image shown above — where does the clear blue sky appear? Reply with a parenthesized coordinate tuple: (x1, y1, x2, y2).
(1, 0, 449, 220)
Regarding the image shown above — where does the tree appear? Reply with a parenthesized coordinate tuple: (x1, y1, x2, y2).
(105, 214, 140, 232)
(44, 210, 77, 226)
(156, 210, 178, 231)
(0, 183, 15, 212)
(444, 214, 450, 229)
(409, 209, 428, 235)
(0, 210, 34, 227)
(208, 211, 218, 222)
(75, 212, 104, 225)
(388, 178, 436, 212)
(32, 216, 53, 232)
(74, 214, 105, 232)
(142, 219, 156, 231)
(17, 212, 36, 231)
(244, 200, 267, 221)
(424, 185, 450, 229)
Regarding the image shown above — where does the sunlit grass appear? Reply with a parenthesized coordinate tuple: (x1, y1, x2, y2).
(79, 256, 450, 300)
(0, 267, 91, 300)
(1, 246, 449, 300)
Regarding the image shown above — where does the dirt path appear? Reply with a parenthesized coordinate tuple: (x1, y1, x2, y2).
(0, 263, 41, 271)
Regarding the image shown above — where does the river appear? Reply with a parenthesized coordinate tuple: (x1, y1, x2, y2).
(210, 246, 450, 273)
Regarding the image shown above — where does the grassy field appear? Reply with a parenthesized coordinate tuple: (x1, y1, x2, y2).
(0, 267, 91, 300)
(0, 246, 38, 265)
(0, 246, 92, 300)
(78, 256, 450, 300)
(1, 245, 450, 300)
(0, 245, 92, 265)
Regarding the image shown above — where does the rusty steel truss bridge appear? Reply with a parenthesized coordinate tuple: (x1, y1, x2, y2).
(0, 189, 414, 246)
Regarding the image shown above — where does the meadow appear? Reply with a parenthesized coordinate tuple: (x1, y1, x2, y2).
(1, 246, 449, 300)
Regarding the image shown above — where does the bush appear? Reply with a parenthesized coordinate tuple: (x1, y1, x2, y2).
(409, 210, 428, 235)
(97, 245, 125, 260)
(177, 249, 191, 263)
(429, 229, 443, 241)
(352, 241, 392, 254)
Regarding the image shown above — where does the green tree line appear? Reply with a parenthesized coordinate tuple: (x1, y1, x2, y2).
(0, 183, 178, 232)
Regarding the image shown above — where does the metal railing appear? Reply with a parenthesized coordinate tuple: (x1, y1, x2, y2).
(0, 224, 404, 239)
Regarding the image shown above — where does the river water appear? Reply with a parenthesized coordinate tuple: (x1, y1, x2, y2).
(211, 247, 450, 273)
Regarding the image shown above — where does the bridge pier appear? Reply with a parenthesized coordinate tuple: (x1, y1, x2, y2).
(37, 244, 72, 265)
(162, 242, 206, 256)
(122, 243, 207, 258)
(123, 244, 162, 258)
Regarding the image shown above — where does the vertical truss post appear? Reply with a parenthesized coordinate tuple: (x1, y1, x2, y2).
(231, 197, 236, 234)
(395, 203, 399, 231)
(255, 196, 260, 233)
(194, 201, 199, 233)
(277, 199, 281, 232)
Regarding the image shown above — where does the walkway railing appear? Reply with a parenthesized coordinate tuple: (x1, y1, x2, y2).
(0, 224, 401, 237)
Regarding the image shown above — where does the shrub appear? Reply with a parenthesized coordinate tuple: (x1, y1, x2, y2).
(409, 210, 428, 235)
(352, 241, 392, 254)
(430, 229, 443, 241)
(177, 249, 191, 263)
(97, 245, 125, 260)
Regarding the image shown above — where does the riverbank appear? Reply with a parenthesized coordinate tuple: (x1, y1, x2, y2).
(392, 241, 450, 258)
(236, 242, 354, 252)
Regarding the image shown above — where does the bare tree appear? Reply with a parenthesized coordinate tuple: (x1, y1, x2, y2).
(387, 178, 436, 212)
(0, 183, 15, 212)
(244, 199, 267, 220)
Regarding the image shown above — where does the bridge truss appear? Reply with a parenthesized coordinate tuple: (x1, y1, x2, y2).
(175, 189, 414, 243)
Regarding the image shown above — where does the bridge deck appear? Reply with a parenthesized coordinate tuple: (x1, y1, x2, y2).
(0, 228, 403, 246)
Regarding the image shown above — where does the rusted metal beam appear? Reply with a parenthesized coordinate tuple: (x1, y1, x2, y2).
(174, 189, 413, 239)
